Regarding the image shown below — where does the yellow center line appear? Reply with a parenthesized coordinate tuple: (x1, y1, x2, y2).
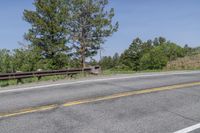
(1, 81, 200, 119)
(0, 105, 57, 118)
(63, 82, 200, 107)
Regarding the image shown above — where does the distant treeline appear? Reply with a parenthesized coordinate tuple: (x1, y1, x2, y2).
(98, 37, 200, 71)
(0, 37, 199, 73)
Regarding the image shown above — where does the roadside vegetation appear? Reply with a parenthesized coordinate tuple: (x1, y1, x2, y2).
(99, 37, 200, 72)
(166, 54, 200, 70)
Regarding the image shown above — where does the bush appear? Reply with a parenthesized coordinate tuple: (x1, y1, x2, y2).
(140, 46, 168, 70)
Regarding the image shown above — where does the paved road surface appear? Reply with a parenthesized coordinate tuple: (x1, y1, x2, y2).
(1, 71, 200, 133)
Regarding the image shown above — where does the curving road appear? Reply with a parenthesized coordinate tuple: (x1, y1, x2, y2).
(1, 71, 200, 133)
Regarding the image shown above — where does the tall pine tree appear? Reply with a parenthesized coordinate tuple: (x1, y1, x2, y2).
(23, 0, 69, 69)
(67, 0, 118, 68)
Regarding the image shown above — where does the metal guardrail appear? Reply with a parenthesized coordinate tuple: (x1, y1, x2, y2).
(0, 66, 101, 81)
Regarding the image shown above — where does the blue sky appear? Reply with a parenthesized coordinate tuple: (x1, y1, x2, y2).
(0, 0, 200, 57)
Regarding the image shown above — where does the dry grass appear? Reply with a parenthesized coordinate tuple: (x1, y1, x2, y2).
(165, 54, 200, 70)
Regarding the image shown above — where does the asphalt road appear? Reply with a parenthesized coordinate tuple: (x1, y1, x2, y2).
(1, 71, 200, 133)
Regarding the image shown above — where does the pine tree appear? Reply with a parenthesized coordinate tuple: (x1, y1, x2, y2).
(121, 38, 143, 71)
(67, 0, 118, 68)
(23, 0, 70, 69)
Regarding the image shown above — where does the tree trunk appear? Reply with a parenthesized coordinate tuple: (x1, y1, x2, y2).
(80, 42, 86, 69)
(80, 24, 86, 69)
(81, 52, 85, 68)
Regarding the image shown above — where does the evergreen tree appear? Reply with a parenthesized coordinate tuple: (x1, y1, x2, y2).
(0, 49, 12, 73)
(112, 53, 120, 67)
(120, 38, 143, 71)
(99, 56, 113, 70)
(67, 0, 118, 68)
(23, 0, 69, 69)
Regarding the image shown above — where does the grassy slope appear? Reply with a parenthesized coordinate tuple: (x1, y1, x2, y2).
(165, 54, 200, 70)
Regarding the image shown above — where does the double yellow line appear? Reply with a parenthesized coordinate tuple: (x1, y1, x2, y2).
(1, 81, 200, 119)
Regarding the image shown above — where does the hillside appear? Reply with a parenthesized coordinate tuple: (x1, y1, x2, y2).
(166, 54, 200, 70)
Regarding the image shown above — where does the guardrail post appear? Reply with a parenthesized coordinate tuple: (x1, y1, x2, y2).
(17, 78, 23, 84)
(82, 67, 86, 77)
(37, 76, 42, 81)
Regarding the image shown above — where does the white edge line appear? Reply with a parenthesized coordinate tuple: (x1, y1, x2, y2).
(174, 123, 200, 133)
(0, 71, 199, 94)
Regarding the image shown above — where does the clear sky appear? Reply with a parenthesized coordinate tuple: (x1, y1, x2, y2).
(0, 0, 200, 57)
